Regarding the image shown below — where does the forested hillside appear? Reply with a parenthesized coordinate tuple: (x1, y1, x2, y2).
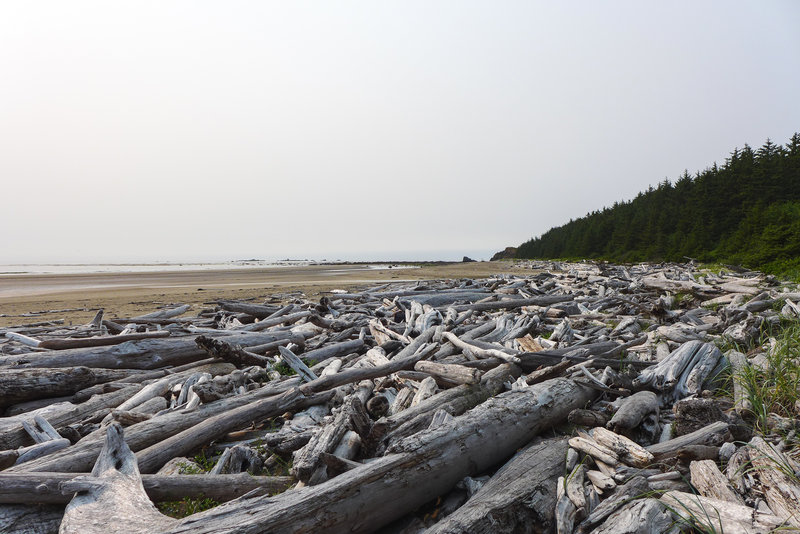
(516, 133, 800, 275)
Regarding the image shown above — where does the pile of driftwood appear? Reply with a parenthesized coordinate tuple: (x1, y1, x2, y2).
(2, 261, 800, 533)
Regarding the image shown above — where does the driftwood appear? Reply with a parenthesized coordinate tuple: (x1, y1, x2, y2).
(0, 472, 292, 504)
(166, 378, 598, 534)
(427, 438, 568, 533)
(660, 491, 788, 534)
(1, 261, 796, 532)
(59, 423, 176, 534)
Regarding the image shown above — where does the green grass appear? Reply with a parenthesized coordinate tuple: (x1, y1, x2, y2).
(158, 497, 220, 518)
(732, 321, 800, 433)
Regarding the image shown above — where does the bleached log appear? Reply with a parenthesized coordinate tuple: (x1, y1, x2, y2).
(747, 436, 800, 527)
(414, 360, 481, 385)
(606, 391, 658, 434)
(660, 491, 787, 534)
(689, 459, 744, 505)
(0, 331, 292, 370)
(292, 394, 367, 483)
(36, 331, 171, 350)
(194, 335, 274, 367)
(442, 332, 521, 363)
(0, 472, 292, 504)
(0, 384, 142, 451)
(165, 377, 598, 534)
(568, 436, 618, 465)
(646, 421, 730, 461)
(449, 295, 573, 313)
(370, 364, 516, 454)
(59, 423, 176, 534)
(590, 499, 677, 534)
(591, 427, 654, 468)
(0, 367, 143, 409)
(277, 346, 317, 382)
(130, 304, 191, 321)
(411, 376, 438, 407)
(579, 475, 649, 531)
(725, 350, 753, 415)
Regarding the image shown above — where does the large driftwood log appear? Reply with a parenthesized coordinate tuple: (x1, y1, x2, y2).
(35, 331, 171, 351)
(0, 332, 293, 370)
(165, 377, 598, 534)
(59, 423, 176, 534)
(0, 367, 144, 409)
(427, 437, 568, 533)
(660, 491, 787, 534)
(0, 472, 292, 504)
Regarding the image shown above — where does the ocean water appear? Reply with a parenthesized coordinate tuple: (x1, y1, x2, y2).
(0, 261, 416, 276)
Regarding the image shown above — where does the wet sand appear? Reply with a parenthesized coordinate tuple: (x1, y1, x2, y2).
(0, 262, 518, 327)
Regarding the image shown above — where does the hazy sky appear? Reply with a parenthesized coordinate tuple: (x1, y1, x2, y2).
(2, 1, 799, 262)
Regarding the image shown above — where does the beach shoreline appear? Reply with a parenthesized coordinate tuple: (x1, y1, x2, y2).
(0, 262, 517, 327)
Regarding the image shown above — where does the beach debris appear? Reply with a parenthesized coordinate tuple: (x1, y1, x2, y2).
(0, 260, 798, 533)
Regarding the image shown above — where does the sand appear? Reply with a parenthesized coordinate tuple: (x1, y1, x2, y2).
(0, 262, 519, 327)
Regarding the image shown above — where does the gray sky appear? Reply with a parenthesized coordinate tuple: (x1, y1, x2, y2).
(2, 1, 799, 263)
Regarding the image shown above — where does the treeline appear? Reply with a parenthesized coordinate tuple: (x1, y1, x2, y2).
(516, 133, 800, 275)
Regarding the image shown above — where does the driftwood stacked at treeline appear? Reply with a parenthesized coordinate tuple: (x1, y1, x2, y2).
(1, 261, 800, 532)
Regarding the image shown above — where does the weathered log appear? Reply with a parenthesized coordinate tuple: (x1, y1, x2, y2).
(59, 423, 176, 534)
(578, 475, 649, 531)
(689, 459, 744, 505)
(0, 331, 293, 370)
(590, 499, 677, 534)
(414, 360, 482, 385)
(0, 504, 63, 534)
(660, 491, 787, 534)
(36, 331, 171, 350)
(0, 472, 292, 504)
(0, 367, 143, 409)
(370, 364, 517, 454)
(448, 295, 573, 313)
(428, 437, 568, 533)
(591, 427, 654, 468)
(194, 335, 273, 367)
(8, 379, 301, 473)
(747, 436, 800, 527)
(0, 385, 142, 451)
(135, 388, 334, 474)
(166, 377, 598, 534)
(646, 421, 730, 461)
(606, 391, 658, 434)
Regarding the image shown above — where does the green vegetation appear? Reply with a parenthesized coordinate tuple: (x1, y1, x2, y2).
(158, 497, 220, 518)
(516, 133, 800, 279)
(733, 322, 800, 434)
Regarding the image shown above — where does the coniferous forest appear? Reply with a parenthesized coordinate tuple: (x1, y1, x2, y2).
(516, 133, 800, 276)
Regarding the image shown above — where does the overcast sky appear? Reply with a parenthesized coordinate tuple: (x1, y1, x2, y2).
(2, 1, 799, 263)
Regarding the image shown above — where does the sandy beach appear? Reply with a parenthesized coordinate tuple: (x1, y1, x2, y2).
(0, 262, 517, 327)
